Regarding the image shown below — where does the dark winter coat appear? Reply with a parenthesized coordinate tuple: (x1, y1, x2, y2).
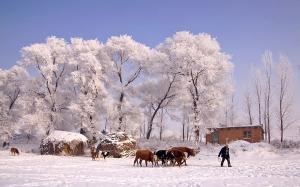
(218, 146, 230, 158)
(154, 150, 168, 165)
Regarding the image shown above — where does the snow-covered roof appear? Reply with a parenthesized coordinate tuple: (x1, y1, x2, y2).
(43, 130, 88, 143)
(207, 125, 263, 130)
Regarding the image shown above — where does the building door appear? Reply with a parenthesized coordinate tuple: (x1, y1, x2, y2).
(212, 131, 219, 144)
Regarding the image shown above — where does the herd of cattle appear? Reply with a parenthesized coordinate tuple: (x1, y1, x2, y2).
(90, 146, 198, 167)
(9, 145, 197, 167)
(90, 146, 197, 167)
(133, 147, 197, 167)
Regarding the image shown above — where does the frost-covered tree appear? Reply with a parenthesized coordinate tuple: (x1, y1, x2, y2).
(68, 38, 109, 139)
(254, 69, 263, 127)
(0, 66, 29, 141)
(221, 93, 236, 127)
(157, 31, 233, 142)
(244, 90, 254, 125)
(139, 72, 181, 139)
(138, 49, 183, 139)
(276, 55, 296, 142)
(181, 104, 192, 141)
(262, 51, 273, 143)
(105, 35, 154, 131)
(20, 36, 71, 135)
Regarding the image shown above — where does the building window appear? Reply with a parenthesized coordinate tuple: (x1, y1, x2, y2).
(243, 131, 252, 139)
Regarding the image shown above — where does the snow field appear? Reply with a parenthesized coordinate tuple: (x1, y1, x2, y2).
(1, 149, 300, 187)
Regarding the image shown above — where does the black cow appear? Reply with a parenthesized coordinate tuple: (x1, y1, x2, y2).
(153, 150, 168, 166)
(101, 151, 109, 159)
(165, 150, 176, 166)
(2, 141, 9, 148)
(96, 143, 110, 159)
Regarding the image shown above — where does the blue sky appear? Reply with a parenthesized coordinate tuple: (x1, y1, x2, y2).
(1, 0, 300, 110)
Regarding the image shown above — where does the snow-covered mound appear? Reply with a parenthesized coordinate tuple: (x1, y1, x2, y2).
(200, 140, 279, 159)
(228, 140, 278, 158)
(96, 132, 136, 158)
(40, 130, 88, 156)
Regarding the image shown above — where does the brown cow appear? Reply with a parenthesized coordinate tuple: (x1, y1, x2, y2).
(90, 147, 99, 160)
(133, 149, 154, 167)
(10, 147, 19, 156)
(166, 149, 186, 167)
(169, 147, 196, 166)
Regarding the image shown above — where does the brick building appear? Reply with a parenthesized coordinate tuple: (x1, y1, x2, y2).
(206, 126, 264, 144)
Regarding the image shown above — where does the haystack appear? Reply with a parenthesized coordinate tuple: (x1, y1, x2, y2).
(40, 130, 88, 156)
(96, 132, 136, 158)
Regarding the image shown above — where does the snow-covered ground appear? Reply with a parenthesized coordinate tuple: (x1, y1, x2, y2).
(1, 141, 300, 187)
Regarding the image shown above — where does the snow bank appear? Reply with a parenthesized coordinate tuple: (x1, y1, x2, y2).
(200, 140, 280, 160)
(228, 140, 279, 159)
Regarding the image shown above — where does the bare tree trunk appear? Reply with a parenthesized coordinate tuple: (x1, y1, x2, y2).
(159, 108, 164, 140)
(245, 92, 253, 125)
(279, 77, 284, 143)
(182, 112, 186, 141)
(255, 78, 262, 126)
(115, 52, 142, 132)
(277, 56, 294, 142)
(118, 91, 124, 130)
(139, 120, 143, 138)
(144, 120, 146, 138)
(230, 94, 235, 126)
(263, 99, 268, 141)
(224, 105, 228, 126)
(186, 116, 190, 141)
(146, 73, 177, 139)
(187, 69, 206, 142)
(104, 118, 108, 133)
(182, 120, 185, 141)
(266, 76, 271, 143)
(263, 51, 272, 143)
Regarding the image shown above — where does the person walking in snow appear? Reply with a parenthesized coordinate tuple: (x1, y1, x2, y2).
(218, 144, 232, 167)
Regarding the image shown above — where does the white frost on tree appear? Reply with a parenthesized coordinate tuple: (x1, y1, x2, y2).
(68, 38, 109, 139)
(105, 35, 154, 132)
(276, 55, 296, 142)
(20, 36, 71, 135)
(157, 31, 233, 142)
(0, 66, 29, 141)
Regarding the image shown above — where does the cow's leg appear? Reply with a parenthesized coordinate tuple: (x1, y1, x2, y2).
(145, 161, 148, 167)
(178, 158, 182, 167)
(139, 159, 142, 166)
(133, 157, 138, 166)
